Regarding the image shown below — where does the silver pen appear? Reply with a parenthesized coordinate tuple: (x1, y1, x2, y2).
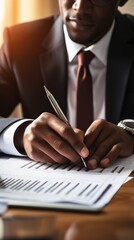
(44, 86, 87, 168)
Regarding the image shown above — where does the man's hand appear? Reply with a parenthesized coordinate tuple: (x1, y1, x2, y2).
(23, 112, 89, 164)
(84, 119, 134, 169)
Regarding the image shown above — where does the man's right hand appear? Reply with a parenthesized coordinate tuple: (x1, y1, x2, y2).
(22, 112, 89, 164)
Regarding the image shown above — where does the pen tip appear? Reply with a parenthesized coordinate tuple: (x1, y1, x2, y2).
(81, 157, 87, 168)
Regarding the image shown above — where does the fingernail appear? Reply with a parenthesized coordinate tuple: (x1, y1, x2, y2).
(87, 159, 97, 169)
(81, 147, 89, 157)
(101, 158, 110, 167)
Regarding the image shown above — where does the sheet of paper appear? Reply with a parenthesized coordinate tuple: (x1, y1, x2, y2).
(0, 155, 134, 210)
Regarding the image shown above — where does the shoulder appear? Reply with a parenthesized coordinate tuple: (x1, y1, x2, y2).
(112, 12, 134, 43)
(3, 15, 58, 46)
(125, 14, 134, 31)
(115, 12, 134, 33)
(10, 15, 56, 32)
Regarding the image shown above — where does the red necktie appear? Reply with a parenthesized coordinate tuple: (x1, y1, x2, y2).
(76, 51, 94, 132)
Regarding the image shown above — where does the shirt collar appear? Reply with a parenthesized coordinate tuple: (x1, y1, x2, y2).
(64, 21, 115, 66)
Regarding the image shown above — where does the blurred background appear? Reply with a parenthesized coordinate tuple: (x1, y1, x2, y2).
(0, 0, 133, 117)
(0, 0, 59, 45)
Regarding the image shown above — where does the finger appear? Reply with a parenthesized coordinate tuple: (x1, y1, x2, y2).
(23, 115, 81, 163)
(24, 132, 72, 164)
(87, 143, 122, 170)
(40, 130, 81, 164)
(84, 119, 105, 147)
(100, 143, 122, 168)
(74, 128, 85, 142)
(87, 138, 113, 167)
(45, 113, 89, 158)
(26, 147, 56, 164)
(86, 137, 115, 168)
(24, 113, 88, 163)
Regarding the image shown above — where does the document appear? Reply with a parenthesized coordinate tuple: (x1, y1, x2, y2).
(0, 155, 134, 212)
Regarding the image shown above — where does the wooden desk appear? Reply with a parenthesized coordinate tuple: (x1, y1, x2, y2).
(3, 171, 134, 240)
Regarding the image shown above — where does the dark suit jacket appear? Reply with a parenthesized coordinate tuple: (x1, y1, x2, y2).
(0, 12, 134, 132)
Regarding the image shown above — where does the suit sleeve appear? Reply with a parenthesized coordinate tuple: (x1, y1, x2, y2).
(0, 27, 20, 118)
(0, 118, 22, 133)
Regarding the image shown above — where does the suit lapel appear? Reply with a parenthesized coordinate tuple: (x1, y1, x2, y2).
(40, 17, 68, 115)
(106, 13, 134, 123)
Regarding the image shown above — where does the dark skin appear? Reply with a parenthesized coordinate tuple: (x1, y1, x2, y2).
(17, 0, 134, 170)
(59, 0, 120, 45)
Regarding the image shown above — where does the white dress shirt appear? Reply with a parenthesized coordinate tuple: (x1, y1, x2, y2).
(0, 21, 114, 156)
(64, 22, 114, 127)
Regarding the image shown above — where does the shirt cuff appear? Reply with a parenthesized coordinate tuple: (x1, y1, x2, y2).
(0, 119, 32, 156)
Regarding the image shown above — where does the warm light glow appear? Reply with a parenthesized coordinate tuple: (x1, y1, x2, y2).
(0, 0, 6, 45)
(0, 0, 5, 23)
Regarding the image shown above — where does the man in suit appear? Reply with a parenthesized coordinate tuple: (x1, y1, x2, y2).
(0, 0, 134, 169)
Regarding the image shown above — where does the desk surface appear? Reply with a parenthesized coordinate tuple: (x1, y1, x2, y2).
(4, 171, 134, 240)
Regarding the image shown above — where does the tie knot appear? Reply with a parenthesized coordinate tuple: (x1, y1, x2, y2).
(77, 51, 94, 66)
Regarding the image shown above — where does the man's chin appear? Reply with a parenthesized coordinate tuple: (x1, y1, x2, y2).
(68, 31, 92, 45)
